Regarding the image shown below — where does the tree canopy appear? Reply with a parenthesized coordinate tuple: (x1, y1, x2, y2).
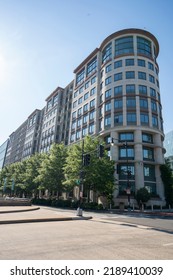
(0, 136, 116, 203)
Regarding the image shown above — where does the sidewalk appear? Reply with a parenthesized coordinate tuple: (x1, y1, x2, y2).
(0, 206, 92, 224)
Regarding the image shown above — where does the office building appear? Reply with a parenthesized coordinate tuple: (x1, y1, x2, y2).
(69, 28, 165, 206)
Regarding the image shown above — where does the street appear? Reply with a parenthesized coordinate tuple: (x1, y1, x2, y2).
(0, 206, 173, 260)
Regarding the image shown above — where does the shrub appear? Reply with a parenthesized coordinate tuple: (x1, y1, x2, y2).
(135, 187, 151, 205)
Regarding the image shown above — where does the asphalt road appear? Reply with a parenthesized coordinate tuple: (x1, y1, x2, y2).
(0, 206, 173, 260)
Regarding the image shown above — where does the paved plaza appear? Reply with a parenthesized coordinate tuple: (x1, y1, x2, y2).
(0, 206, 173, 260)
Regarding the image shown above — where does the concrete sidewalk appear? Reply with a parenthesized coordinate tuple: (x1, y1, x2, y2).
(0, 206, 92, 224)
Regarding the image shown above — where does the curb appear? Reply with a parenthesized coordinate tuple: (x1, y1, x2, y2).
(0, 206, 40, 214)
(0, 216, 93, 225)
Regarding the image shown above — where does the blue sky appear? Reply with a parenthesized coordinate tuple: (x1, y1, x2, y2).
(0, 0, 173, 144)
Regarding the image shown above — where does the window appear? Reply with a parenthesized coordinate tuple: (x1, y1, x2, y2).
(78, 107, 82, 116)
(144, 164, 155, 180)
(82, 127, 88, 137)
(72, 111, 76, 119)
(126, 71, 135, 79)
(87, 57, 97, 76)
(139, 85, 147, 95)
(47, 99, 52, 110)
(142, 133, 153, 143)
(84, 92, 89, 100)
(76, 130, 81, 140)
(114, 85, 122, 95)
(119, 147, 134, 159)
(90, 87, 96, 96)
(71, 121, 76, 130)
(106, 64, 112, 73)
(150, 87, 156, 98)
(149, 74, 155, 84)
(89, 123, 94, 134)
(83, 103, 88, 112)
(119, 132, 134, 142)
(79, 86, 84, 94)
(105, 115, 111, 127)
(105, 76, 112, 85)
(85, 81, 89, 89)
(127, 113, 136, 123)
(119, 164, 135, 179)
(90, 99, 95, 108)
(91, 76, 96, 84)
(114, 114, 123, 125)
(114, 60, 122, 68)
(78, 97, 83, 104)
(83, 114, 88, 124)
(114, 72, 122, 81)
(105, 101, 111, 111)
(140, 113, 149, 124)
(73, 101, 77, 108)
(76, 69, 85, 86)
(89, 110, 95, 120)
(100, 94, 103, 104)
(53, 94, 58, 105)
(144, 183, 156, 195)
(152, 115, 158, 127)
(125, 59, 134, 66)
(137, 37, 152, 57)
(74, 91, 78, 98)
(138, 71, 146, 80)
(99, 119, 103, 131)
(140, 98, 148, 108)
(126, 84, 135, 94)
(102, 43, 112, 64)
(77, 118, 82, 127)
(148, 62, 154, 71)
(143, 147, 154, 160)
(114, 99, 122, 109)
(138, 59, 145, 67)
(126, 97, 136, 108)
(70, 133, 75, 142)
(105, 89, 111, 99)
(115, 36, 133, 56)
(151, 100, 157, 112)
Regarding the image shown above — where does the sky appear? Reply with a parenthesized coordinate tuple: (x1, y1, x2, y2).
(0, 0, 173, 144)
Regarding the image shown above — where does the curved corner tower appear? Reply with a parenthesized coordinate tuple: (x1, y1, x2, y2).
(71, 28, 165, 206)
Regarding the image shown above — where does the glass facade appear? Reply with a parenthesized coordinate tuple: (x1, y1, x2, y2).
(137, 37, 152, 57)
(0, 140, 8, 169)
(115, 36, 133, 56)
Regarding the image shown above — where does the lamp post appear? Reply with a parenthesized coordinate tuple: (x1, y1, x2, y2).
(111, 138, 131, 210)
(77, 139, 84, 216)
(123, 142, 131, 211)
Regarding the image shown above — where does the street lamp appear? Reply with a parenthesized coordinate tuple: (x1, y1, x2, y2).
(111, 137, 131, 210)
(77, 139, 84, 216)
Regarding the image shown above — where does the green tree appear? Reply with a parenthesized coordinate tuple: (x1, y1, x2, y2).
(21, 153, 46, 197)
(160, 159, 173, 207)
(63, 136, 115, 203)
(0, 162, 27, 196)
(37, 143, 67, 197)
